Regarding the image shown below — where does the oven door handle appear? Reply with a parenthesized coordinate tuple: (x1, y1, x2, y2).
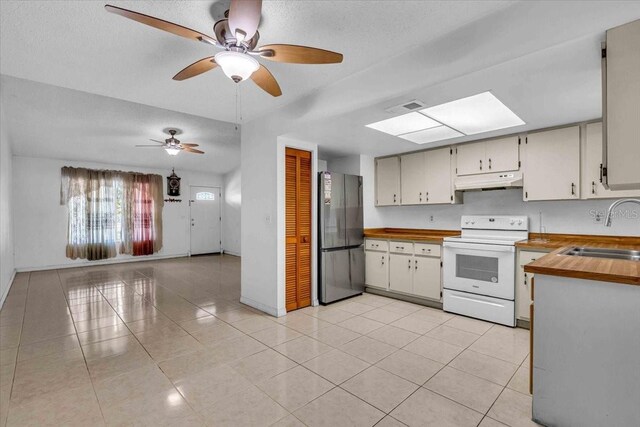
(443, 241, 515, 253)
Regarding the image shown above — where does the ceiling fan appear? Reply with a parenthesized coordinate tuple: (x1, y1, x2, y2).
(136, 129, 204, 156)
(105, 1, 343, 97)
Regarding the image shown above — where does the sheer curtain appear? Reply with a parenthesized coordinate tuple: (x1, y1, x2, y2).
(60, 167, 118, 260)
(120, 172, 163, 256)
(61, 167, 163, 261)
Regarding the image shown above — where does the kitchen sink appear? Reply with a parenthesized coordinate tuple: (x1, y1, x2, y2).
(560, 246, 640, 261)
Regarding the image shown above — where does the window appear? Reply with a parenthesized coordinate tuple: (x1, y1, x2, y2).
(195, 191, 215, 201)
(60, 167, 164, 261)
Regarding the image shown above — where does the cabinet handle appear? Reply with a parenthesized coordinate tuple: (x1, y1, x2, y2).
(426, 192, 429, 202)
(381, 256, 385, 265)
(591, 181, 596, 195)
(524, 273, 527, 286)
(571, 182, 575, 196)
(419, 192, 422, 202)
(488, 158, 492, 169)
(415, 260, 418, 270)
(479, 159, 483, 171)
(408, 259, 411, 269)
(393, 194, 397, 203)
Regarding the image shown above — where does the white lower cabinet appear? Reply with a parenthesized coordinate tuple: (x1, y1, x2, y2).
(413, 255, 441, 300)
(365, 239, 442, 301)
(365, 251, 388, 290)
(516, 249, 549, 320)
(389, 254, 413, 294)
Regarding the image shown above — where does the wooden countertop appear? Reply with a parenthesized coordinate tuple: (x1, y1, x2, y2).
(524, 233, 640, 286)
(364, 228, 460, 243)
(516, 233, 640, 250)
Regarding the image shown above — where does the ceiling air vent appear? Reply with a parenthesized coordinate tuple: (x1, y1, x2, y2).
(385, 99, 427, 114)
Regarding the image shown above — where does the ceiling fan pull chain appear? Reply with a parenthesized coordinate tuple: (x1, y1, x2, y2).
(235, 84, 239, 131)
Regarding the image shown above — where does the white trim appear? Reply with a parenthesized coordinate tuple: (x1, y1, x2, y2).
(223, 251, 241, 257)
(240, 295, 284, 317)
(15, 253, 189, 272)
(0, 269, 17, 309)
(276, 137, 319, 315)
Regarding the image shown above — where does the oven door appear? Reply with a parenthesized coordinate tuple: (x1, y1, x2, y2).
(443, 241, 515, 300)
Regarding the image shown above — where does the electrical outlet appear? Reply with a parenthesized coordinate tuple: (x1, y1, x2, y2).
(265, 214, 272, 224)
(429, 215, 434, 222)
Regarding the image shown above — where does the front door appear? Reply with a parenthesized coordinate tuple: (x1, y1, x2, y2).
(285, 148, 312, 312)
(190, 186, 221, 255)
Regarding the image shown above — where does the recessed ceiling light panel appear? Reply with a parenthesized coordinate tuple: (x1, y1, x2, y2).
(399, 125, 463, 144)
(366, 112, 440, 136)
(420, 91, 524, 135)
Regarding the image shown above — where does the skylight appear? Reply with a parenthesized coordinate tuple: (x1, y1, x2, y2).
(365, 112, 440, 136)
(365, 91, 524, 144)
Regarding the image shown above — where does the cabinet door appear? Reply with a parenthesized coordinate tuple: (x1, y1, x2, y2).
(524, 126, 580, 201)
(585, 122, 640, 199)
(425, 147, 453, 204)
(413, 256, 441, 300)
(516, 250, 547, 320)
(400, 152, 426, 205)
(485, 136, 520, 173)
(456, 142, 485, 175)
(365, 251, 388, 290)
(604, 19, 640, 190)
(376, 157, 400, 206)
(389, 254, 413, 294)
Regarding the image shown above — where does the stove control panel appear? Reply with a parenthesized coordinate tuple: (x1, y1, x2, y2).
(461, 215, 529, 231)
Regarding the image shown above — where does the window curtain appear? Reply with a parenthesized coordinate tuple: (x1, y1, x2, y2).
(61, 167, 163, 261)
(120, 172, 164, 256)
(60, 167, 118, 261)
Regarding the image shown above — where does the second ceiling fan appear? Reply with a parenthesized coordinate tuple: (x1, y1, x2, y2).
(105, 1, 343, 97)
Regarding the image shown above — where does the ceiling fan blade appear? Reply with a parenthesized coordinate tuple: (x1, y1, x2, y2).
(150, 139, 166, 144)
(251, 64, 282, 97)
(257, 44, 343, 64)
(228, 0, 262, 41)
(173, 57, 217, 81)
(180, 143, 199, 147)
(183, 147, 205, 154)
(105, 4, 217, 45)
(136, 145, 165, 147)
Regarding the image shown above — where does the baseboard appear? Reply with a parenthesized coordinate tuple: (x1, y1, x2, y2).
(240, 295, 283, 317)
(222, 251, 241, 257)
(0, 268, 17, 309)
(15, 253, 190, 273)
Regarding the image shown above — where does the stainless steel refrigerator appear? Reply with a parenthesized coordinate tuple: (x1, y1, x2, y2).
(318, 172, 365, 304)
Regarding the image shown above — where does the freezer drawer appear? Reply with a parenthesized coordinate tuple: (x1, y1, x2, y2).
(320, 247, 364, 304)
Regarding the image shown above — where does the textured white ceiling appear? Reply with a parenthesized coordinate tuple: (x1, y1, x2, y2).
(1, 76, 240, 174)
(0, 0, 512, 123)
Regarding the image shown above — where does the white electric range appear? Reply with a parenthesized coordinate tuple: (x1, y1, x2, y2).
(442, 215, 529, 327)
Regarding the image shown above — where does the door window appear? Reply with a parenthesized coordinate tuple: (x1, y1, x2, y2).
(456, 254, 499, 283)
(195, 192, 215, 201)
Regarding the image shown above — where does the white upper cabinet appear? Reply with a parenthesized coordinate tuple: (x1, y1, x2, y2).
(400, 152, 426, 205)
(584, 122, 640, 199)
(456, 136, 519, 175)
(524, 126, 580, 201)
(376, 156, 400, 206)
(485, 136, 520, 173)
(456, 141, 486, 175)
(424, 147, 453, 204)
(602, 19, 640, 190)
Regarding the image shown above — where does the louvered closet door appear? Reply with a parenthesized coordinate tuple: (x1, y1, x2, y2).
(285, 148, 312, 312)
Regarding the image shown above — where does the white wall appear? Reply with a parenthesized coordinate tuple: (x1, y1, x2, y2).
(327, 155, 361, 176)
(360, 155, 640, 236)
(0, 106, 15, 306)
(222, 167, 241, 256)
(12, 156, 226, 271)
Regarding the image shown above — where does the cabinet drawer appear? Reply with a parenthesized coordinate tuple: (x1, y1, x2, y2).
(414, 243, 441, 257)
(389, 241, 413, 254)
(365, 239, 388, 252)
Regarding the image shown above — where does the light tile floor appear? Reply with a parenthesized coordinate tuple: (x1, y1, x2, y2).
(0, 255, 540, 426)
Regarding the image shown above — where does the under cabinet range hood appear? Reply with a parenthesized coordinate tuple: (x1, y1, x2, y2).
(454, 171, 523, 191)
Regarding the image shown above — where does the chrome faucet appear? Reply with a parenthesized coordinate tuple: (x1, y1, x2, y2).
(604, 198, 640, 227)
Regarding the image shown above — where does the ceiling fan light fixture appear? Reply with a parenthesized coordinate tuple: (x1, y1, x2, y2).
(165, 147, 181, 156)
(214, 51, 259, 82)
